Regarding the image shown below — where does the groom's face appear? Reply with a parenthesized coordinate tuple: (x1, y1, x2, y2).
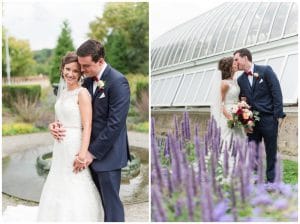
(78, 55, 104, 77)
(234, 53, 246, 71)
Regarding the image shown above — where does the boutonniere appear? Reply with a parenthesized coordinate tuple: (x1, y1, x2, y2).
(97, 80, 105, 90)
(253, 73, 260, 80)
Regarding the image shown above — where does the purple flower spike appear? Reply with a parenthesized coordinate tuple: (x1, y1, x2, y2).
(213, 200, 228, 221)
(152, 187, 167, 222)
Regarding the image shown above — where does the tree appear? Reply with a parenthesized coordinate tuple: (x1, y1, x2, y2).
(88, 2, 149, 74)
(33, 49, 53, 75)
(50, 20, 74, 84)
(2, 28, 36, 77)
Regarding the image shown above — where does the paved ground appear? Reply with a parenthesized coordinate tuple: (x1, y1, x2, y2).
(2, 131, 149, 222)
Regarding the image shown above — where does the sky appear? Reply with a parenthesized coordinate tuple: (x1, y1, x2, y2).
(2, 0, 105, 50)
(150, 0, 223, 41)
(2, 0, 225, 50)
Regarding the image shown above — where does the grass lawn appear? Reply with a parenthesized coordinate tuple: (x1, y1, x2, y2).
(283, 159, 298, 184)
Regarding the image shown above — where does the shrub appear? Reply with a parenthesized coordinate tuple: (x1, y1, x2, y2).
(135, 90, 149, 121)
(13, 95, 42, 123)
(2, 123, 40, 136)
(136, 81, 148, 102)
(2, 84, 41, 107)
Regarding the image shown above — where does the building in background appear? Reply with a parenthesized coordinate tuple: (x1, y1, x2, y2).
(151, 2, 298, 158)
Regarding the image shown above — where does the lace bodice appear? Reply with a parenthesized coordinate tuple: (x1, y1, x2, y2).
(55, 87, 83, 128)
(224, 79, 240, 106)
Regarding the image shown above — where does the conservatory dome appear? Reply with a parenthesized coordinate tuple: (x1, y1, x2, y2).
(152, 2, 297, 71)
(151, 2, 298, 107)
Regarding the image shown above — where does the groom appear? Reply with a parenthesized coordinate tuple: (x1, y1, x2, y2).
(234, 48, 285, 183)
(51, 39, 130, 222)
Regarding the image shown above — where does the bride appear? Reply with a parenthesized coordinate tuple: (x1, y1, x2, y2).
(218, 56, 246, 147)
(3, 52, 103, 221)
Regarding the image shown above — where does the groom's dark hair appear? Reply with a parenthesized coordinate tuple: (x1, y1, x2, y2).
(77, 39, 105, 62)
(234, 48, 252, 62)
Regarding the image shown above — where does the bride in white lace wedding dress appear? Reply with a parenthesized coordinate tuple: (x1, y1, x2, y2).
(3, 52, 103, 222)
(218, 56, 245, 145)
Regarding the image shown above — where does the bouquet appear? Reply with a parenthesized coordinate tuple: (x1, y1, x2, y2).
(227, 100, 260, 130)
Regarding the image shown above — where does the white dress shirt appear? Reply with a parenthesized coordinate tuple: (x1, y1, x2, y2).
(93, 62, 107, 94)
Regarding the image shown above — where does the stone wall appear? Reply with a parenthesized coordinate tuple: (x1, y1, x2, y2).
(151, 108, 298, 159)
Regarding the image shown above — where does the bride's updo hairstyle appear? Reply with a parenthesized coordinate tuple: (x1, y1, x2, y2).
(218, 56, 233, 80)
(60, 52, 83, 81)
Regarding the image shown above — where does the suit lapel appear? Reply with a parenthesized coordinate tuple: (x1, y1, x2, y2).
(241, 72, 252, 92)
(252, 64, 258, 92)
(92, 64, 111, 103)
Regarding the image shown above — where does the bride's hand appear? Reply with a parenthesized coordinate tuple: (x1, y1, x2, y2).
(244, 126, 253, 134)
(73, 152, 87, 173)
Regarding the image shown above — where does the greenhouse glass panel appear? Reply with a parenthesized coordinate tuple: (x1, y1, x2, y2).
(205, 70, 218, 104)
(184, 72, 204, 104)
(280, 54, 298, 103)
(245, 2, 269, 46)
(270, 3, 290, 40)
(215, 3, 244, 53)
(152, 78, 166, 105)
(173, 73, 194, 105)
(254, 59, 266, 65)
(151, 79, 160, 105)
(206, 3, 238, 56)
(224, 2, 252, 50)
(234, 3, 260, 49)
(284, 3, 298, 35)
(159, 77, 173, 104)
(194, 70, 214, 104)
(191, 4, 228, 60)
(185, 6, 224, 61)
(198, 3, 232, 58)
(257, 3, 279, 43)
(179, 15, 210, 63)
(162, 75, 182, 105)
(266, 56, 285, 79)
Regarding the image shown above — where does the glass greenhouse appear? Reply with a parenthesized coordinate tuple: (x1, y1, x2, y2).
(151, 2, 298, 108)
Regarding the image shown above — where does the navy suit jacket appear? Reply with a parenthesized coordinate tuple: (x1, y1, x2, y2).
(82, 64, 131, 171)
(237, 64, 285, 119)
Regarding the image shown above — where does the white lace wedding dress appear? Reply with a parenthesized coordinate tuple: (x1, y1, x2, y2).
(3, 87, 103, 222)
(220, 79, 245, 145)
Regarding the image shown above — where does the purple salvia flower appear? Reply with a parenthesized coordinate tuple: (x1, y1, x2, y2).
(185, 165, 194, 221)
(230, 179, 238, 221)
(191, 166, 198, 196)
(184, 111, 191, 140)
(223, 142, 229, 178)
(174, 115, 179, 139)
(152, 187, 167, 222)
(170, 135, 182, 186)
(273, 198, 289, 210)
(166, 168, 174, 196)
(175, 200, 183, 217)
(213, 200, 228, 221)
(151, 140, 164, 190)
(250, 194, 272, 206)
(257, 143, 264, 184)
(181, 120, 185, 141)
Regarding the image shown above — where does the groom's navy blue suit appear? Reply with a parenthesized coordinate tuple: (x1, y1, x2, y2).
(237, 64, 285, 182)
(82, 64, 130, 222)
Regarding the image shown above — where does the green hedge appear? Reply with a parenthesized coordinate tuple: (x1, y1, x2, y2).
(2, 84, 41, 107)
(136, 81, 148, 103)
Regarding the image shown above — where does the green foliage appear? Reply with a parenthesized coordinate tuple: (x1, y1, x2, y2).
(128, 121, 149, 133)
(126, 73, 148, 101)
(2, 123, 41, 136)
(283, 160, 298, 184)
(2, 84, 41, 107)
(88, 2, 148, 74)
(33, 48, 53, 75)
(2, 28, 36, 77)
(50, 20, 75, 84)
(136, 81, 148, 102)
